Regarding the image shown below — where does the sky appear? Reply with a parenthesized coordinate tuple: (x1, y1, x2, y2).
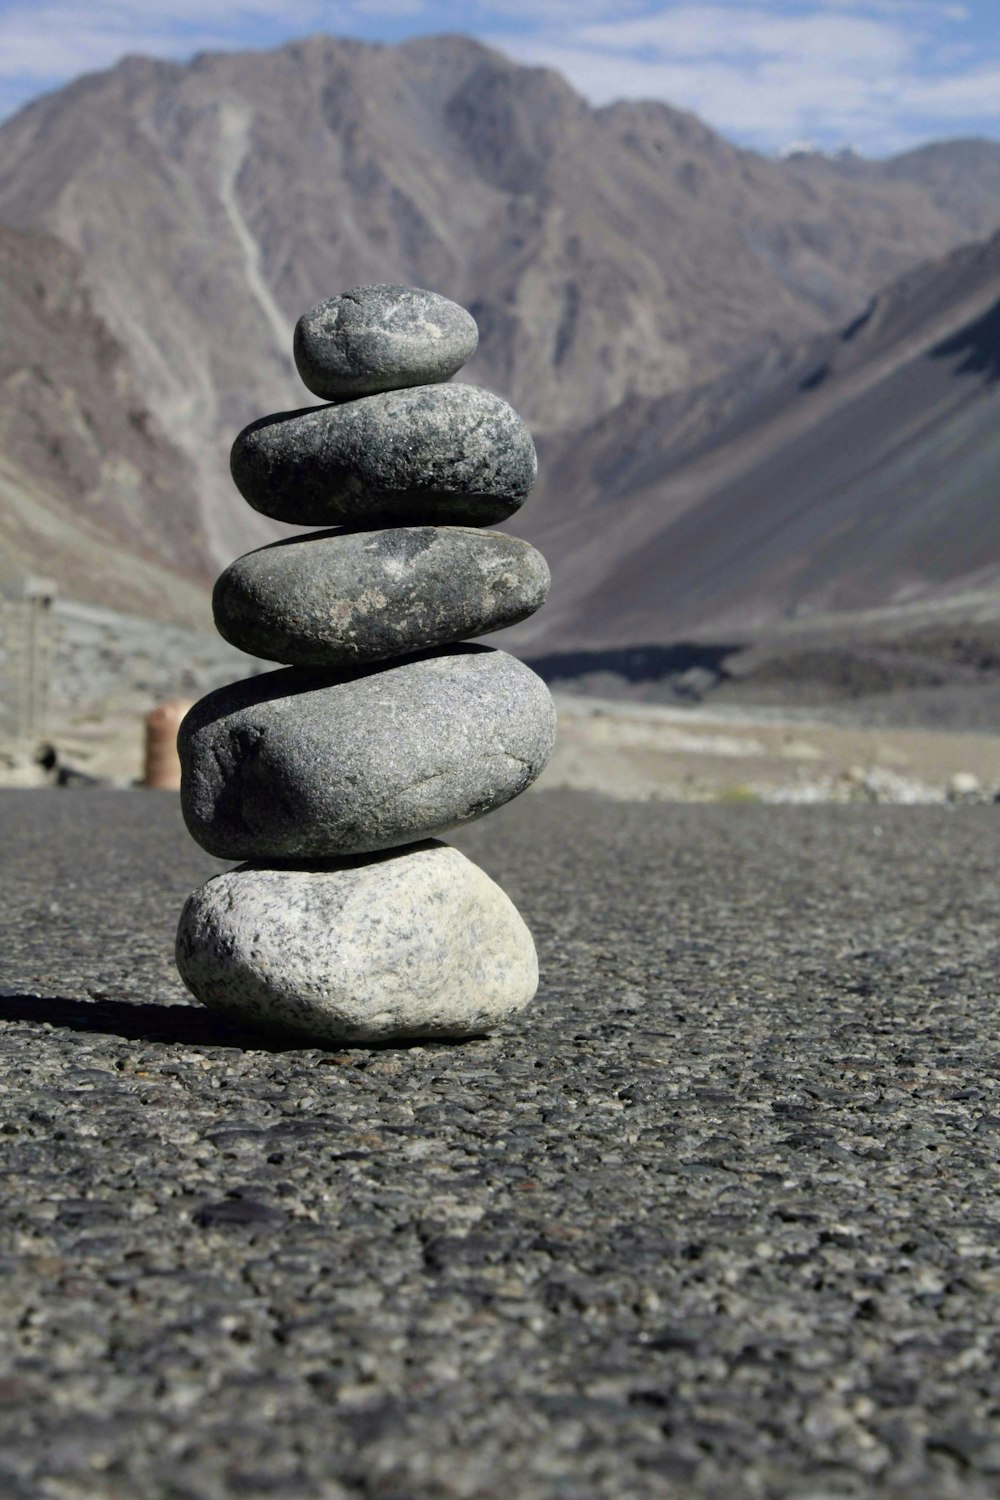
(0, 1, 998, 157)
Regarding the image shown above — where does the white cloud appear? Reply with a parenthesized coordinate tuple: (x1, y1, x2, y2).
(0, 0, 356, 113)
(896, 62, 1000, 114)
(576, 6, 912, 67)
(824, 0, 968, 16)
(0, 0, 996, 155)
(352, 0, 426, 14)
(485, 1, 1000, 155)
(495, 37, 900, 147)
(472, 1, 649, 17)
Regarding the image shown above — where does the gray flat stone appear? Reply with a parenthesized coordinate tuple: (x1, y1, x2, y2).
(179, 645, 556, 860)
(213, 526, 551, 666)
(175, 842, 538, 1042)
(293, 285, 479, 400)
(230, 384, 536, 528)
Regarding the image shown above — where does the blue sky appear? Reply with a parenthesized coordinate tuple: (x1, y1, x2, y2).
(0, 1, 998, 156)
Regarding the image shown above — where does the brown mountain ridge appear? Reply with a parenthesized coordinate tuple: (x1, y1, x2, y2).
(0, 34, 998, 665)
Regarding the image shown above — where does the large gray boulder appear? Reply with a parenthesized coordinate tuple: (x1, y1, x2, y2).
(213, 526, 551, 666)
(179, 645, 556, 860)
(230, 384, 536, 528)
(293, 285, 478, 400)
(175, 842, 538, 1042)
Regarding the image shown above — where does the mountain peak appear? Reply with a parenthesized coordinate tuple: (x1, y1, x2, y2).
(1, 34, 999, 626)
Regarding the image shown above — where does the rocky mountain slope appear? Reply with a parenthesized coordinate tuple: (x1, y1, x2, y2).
(0, 35, 998, 573)
(0, 223, 214, 623)
(508, 227, 1000, 656)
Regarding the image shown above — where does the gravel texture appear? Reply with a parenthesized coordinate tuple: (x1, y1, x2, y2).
(293, 285, 479, 400)
(176, 842, 538, 1041)
(179, 646, 557, 860)
(1, 789, 999, 1499)
(230, 385, 537, 528)
(213, 526, 550, 667)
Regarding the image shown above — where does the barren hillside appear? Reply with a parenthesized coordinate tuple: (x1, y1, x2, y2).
(508, 228, 1000, 653)
(0, 223, 213, 622)
(0, 35, 997, 571)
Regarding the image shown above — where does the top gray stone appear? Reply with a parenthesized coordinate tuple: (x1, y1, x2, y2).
(294, 285, 479, 399)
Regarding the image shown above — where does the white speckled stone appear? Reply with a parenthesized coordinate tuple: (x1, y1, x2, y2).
(175, 842, 538, 1042)
(294, 285, 479, 399)
(179, 645, 556, 861)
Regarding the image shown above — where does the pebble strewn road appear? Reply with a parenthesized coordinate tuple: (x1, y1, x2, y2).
(1, 789, 999, 1499)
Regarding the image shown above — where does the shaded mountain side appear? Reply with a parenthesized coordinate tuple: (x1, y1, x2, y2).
(522, 615, 1000, 725)
(0, 453, 214, 628)
(0, 36, 998, 568)
(503, 227, 1000, 655)
(0, 224, 214, 620)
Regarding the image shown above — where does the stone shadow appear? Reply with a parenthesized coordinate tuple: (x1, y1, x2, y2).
(0, 993, 476, 1054)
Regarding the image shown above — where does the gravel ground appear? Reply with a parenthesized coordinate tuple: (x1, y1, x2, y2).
(1, 788, 999, 1500)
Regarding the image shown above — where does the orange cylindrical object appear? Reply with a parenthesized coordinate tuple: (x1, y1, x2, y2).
(143, 700, 193, 789)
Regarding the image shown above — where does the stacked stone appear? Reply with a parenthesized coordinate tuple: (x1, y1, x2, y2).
(175, 286, 556, 1043)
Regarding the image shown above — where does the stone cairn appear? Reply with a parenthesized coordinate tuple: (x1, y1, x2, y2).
(175, 285, 556, 1043)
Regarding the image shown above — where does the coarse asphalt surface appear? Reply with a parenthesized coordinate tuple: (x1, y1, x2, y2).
(1, 787, 998, 1499)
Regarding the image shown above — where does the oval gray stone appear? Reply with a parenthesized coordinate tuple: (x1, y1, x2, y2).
(179, 645, 556, 860)
(230, 384, 536, 528)
(213, 526, 551, 666)
(175, 842, 538, 1042)
(293, 285, 479, 400)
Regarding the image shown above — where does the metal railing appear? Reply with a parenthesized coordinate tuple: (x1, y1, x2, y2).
(0, 578, 56, 751)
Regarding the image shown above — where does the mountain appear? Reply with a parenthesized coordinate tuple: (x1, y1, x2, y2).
(0, 35, 998, 573)
(508, 226, 1000, 654)
(875, 139, 1000, 241)
(0, 223, 214, 622)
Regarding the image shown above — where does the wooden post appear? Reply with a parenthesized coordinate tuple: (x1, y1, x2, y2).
(143, 700, 193, 790)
